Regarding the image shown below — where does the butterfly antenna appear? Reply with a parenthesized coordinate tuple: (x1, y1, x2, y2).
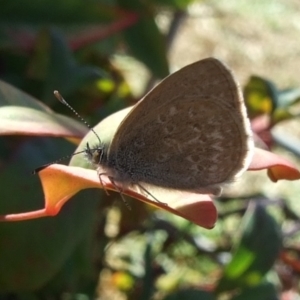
(33, 91, 102, 174)
(32, 149, 87, 174)
(53, 90, 102, 145)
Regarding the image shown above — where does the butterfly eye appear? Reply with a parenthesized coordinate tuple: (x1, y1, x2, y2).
(91, 149, 101, 164)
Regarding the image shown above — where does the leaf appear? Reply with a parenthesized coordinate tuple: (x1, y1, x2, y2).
(28, 29, 103, 103)
(0, 0, 117, 24)
(216, 203, 282, 292)
(249, 148, 300, 181)
(117, 0, 169, 78)
(141, 241, 156, 300)
(0, 137, 100, 291)
(0, 106, 87, 140)
(0, 80, 50, 111)
(245, 77, 300, 123)
(231, 281, 279, 300)
(1, 164, 217, 229)
(277, 87, 300, 108)
(0, 81, 88, 142)
(0, 79, 100, 291)
(244, 76, 278, 116)
(151, 0, 195, 9)
(163, 288, 216, 300)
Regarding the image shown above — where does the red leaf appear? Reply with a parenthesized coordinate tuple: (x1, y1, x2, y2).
(0, 164, 217, 229)
(249, 148, 300, 181)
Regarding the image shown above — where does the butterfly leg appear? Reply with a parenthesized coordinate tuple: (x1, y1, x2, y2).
(136, 183, 168, 206)
(108, 176, 131, 211)
(98, 171, 110, 196)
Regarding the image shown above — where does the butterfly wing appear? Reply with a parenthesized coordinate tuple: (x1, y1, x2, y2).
(107, 58, 253, 194)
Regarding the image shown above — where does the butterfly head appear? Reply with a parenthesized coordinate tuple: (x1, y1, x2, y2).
(84, 142, 106, 166)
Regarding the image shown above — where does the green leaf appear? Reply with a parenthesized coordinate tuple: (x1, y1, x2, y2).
(272, 88, 300, 122)
(0, 137, 100, 291)
(163, 289, 216, 300)
(231, 281, 279, 300)
(117, 0, 169, 78)
(0, 80, 49, 111)
(277, 87, 300, 108)
(0, 106, 87, 138)
(0, 0, 116, 24)
(0, 81, 87, 138)
(140, 241, 156, 300)
(0, 80, 101, 292)
(216, 203, 282, 293)
(28, 29, 103, 104)
(152, 0, 195, 9)
(244, 76, 278, 115)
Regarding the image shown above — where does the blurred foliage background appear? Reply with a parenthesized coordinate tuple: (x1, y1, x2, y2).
(0, 0, 300, 299)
